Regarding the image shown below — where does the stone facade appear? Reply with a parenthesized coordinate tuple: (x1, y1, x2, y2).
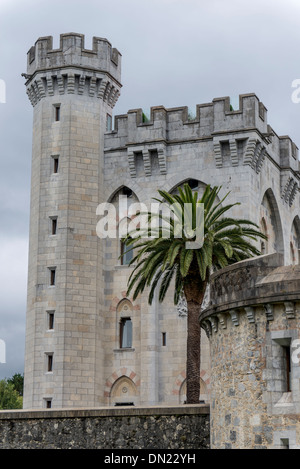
(23, 33, 300, 420)
(200, 253, 300, 449)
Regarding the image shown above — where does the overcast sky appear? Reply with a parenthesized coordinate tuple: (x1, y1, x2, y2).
(1, 0, 300, 380)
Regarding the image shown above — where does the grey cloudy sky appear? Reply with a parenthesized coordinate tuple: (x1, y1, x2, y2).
(0, 0, 300, 380)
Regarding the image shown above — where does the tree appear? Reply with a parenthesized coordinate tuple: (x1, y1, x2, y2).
(0, 379, 23, 410)
(125, 184, 266, 403)
(7, 373, 24, 397)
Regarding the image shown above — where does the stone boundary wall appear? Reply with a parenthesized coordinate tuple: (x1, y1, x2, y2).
(0, 405, 210, 449)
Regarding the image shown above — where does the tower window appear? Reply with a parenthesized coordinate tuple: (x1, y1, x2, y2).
(50, 217, 57, 235)
(120, 239, 133, 266)
(106, 114, 112, 131)
(162, 332, 167, 346)
(52, 156, 59, 174)
(54, 105, 61, 122)
(283, 345, 291, 392)
(49, 268, 56, 286)
(120, 317, 132, 348)
(44, 398, 52, 409)
(47, 311, 55, 330)
(46, 353, 53, 372)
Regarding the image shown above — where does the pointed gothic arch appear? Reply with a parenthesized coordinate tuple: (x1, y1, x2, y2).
(260, 188, 284, 255)
(104, 368, 141, 405)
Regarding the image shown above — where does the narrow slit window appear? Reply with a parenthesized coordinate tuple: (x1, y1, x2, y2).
(49, 268, 56, 286)
(283, 345, 291, 392)
(120, 239, 133, 266)
(51, 217, 57, 235)
(162, 332, 167, 346)
(47, 353, 53, 372)
(106, 113, 112, 131)
(54, 105, 60, 121)
(120, 317, 132, 348)
(53, 156, 59, 173)
(47, 311, 55, 330)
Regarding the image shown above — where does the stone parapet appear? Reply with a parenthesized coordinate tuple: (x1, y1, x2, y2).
(0, 405, 210, 449)
(104, 95, 300, 175)
(24, 33, 121, 108)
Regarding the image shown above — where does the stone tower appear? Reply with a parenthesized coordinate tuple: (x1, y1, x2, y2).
(200, 253, 300, 449)
(23, 33, 121, 408)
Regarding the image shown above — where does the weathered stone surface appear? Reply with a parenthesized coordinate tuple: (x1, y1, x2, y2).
(0, 406, 210, 449)
(200, 255, 300, 449)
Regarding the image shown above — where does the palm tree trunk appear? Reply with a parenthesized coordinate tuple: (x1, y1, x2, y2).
(186, 298, 201, 403)
(184, 271, 207, 404)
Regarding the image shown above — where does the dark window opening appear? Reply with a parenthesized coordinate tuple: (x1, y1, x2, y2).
(187, 179, 198, 190)
(283, 345, 291, 392)
(51, 218, 57, 235)
(47, 354, 53, 372)
(53, 156, 59, 173)
(280, 438, 289, 449)
(48, 311, 55, 330)
(114, 402, 134, 406)
(120, 317, 132, 348)
(54, 105, 60, 121)
(122, 187, 133, 198)
(49, 268, 56, 286)
(46, 399, 52, 409)
(162, 332, 167, 346)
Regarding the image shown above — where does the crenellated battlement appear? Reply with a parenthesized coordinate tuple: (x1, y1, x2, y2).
(105, 93, 299, 174)
(24, 33, 122, 107)
(107, 94, 270, 141)
(27, 33, 121, 80)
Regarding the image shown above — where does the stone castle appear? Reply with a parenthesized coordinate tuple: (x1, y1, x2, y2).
(23, 33, 300, 448)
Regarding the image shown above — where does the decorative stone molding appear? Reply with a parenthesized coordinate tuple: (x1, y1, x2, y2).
(264, 303, 274, 321)
(127, 144, 167, 178)
(26, 72, 120, 108)
(281, 172, 299, 207)
(229, 309, 239, 326)
(217, 313, 228, 329)
(243, 138, 266, 173)
(245, 306, 255, 323)
(284, 301, 295, 319)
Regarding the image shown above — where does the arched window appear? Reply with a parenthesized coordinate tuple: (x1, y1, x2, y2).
(260, 189, 284, 255)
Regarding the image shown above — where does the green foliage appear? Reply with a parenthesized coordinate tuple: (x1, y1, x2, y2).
(142, 112, 149, 123)
(125, 184, 267, 304)
(7, 373, 24, 397)
(0, 378, 23, 410)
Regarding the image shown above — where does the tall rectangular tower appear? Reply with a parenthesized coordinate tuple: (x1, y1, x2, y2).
(23, 33, 121, 408)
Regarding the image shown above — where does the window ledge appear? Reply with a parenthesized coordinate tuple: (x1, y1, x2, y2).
(113, 348, 135, 353)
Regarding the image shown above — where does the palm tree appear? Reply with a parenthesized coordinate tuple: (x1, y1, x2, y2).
(124, 184, 266, 404)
